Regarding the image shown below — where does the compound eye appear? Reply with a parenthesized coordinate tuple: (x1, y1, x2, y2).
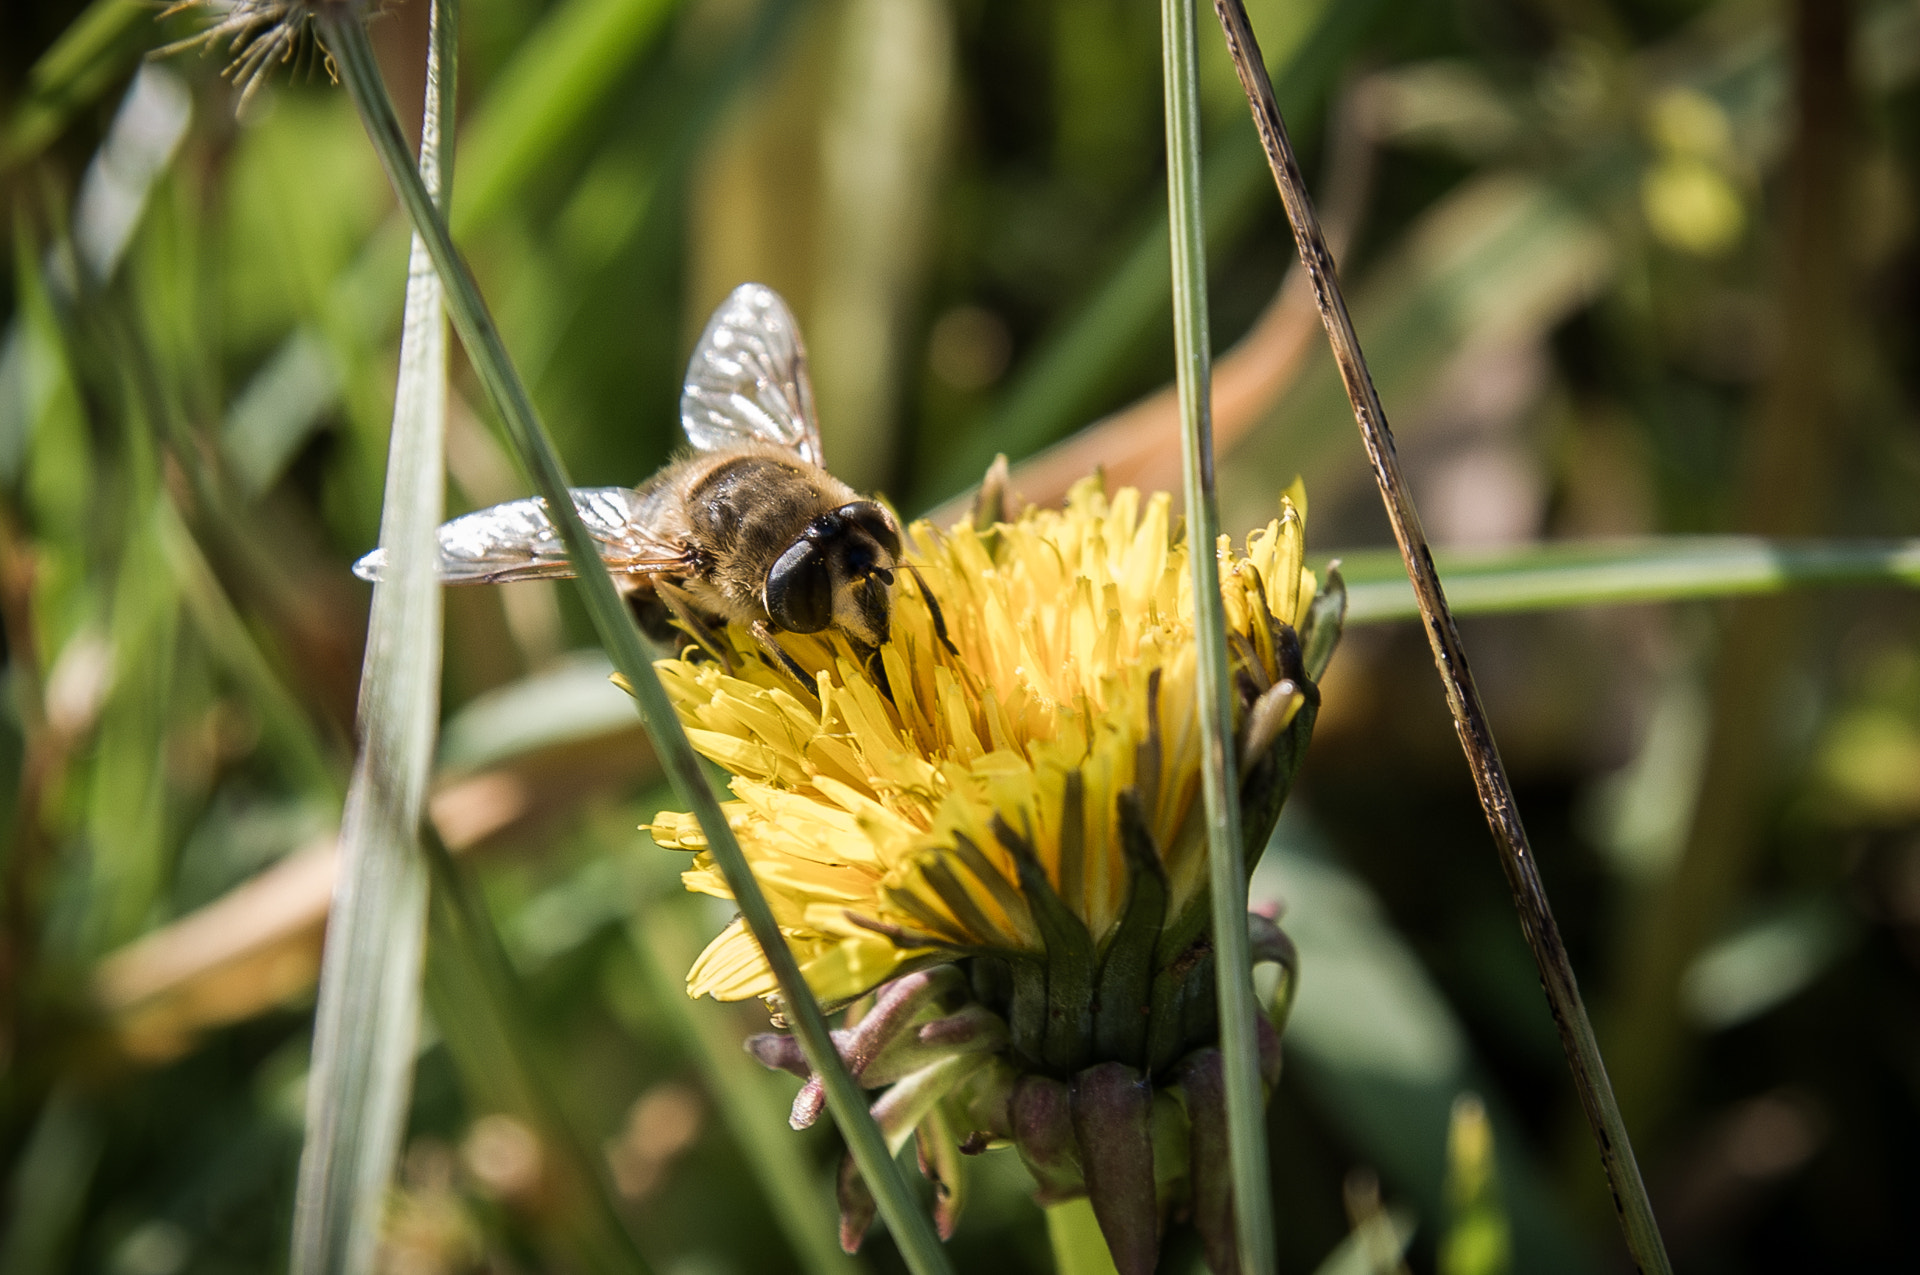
(765, 540, 834, 633)
(837, 502, 901, 560)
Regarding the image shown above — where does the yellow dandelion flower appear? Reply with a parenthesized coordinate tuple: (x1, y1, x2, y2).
(648, 477, 1333, 1031)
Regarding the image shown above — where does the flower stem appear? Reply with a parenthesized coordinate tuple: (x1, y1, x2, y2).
(1206, 2, 1672, 1272)
(1159, 1, 1273, 1272)
(317, 13, 954, 1275)
(1046, 1199, 1122, 1275)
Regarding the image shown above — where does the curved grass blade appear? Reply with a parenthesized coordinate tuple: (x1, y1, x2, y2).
(1335, 536, 1920, 624)
(1159, 1, 1273, 1270)
(1209, 1, 1672, 1270)
(317, 12, 955, 1273)
(290, 2, 454, 1271)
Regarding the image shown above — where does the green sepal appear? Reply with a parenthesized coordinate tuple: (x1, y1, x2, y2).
(1092, 793, 1169, 1066)
(993, 815, 1096, 1074)
(1301, 563, 1347, 683)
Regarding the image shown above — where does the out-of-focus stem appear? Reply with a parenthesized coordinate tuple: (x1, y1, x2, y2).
(918, 93, 1373, 528)
(1599, 0, 1855, 1138)
(628, 909, 861, 1275)
(1208, 1, 1671, 1271)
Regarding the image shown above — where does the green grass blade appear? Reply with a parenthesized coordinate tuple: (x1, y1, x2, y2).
(154, 498, 342, 799)
(1160, 1, 1274, 1271)
(424, 840, 655, 1274)
(1208, 2, 1670, 1269)
(450, 0, 678, 237)
(320, 14, 956, 1273)
(0, 1089, 104, 1275)
(2, 0, 150, 164)
(629, 907, 862, 1275)
(290, 3, 454, 1270)
(923, 0, 1384, 506)
(1333, 536, 1920, 623)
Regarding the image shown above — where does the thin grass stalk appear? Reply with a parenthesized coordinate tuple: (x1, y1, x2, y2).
(1159, 2, 1273, 1272)
(290, 1, 454, 1270)
(1206, 3, 1672, 1272)
(316, 13, 954, 1273)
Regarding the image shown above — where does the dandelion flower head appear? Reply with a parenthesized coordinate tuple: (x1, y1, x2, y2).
(649, 477, 1318, 1011)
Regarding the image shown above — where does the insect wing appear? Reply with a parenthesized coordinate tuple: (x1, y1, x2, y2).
(680, 282, 824, 466)
(352, 488, 681, 585)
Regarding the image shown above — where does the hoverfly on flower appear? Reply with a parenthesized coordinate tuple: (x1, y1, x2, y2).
(645, 472, 1341, 1275)
(357, 285, 910, 680)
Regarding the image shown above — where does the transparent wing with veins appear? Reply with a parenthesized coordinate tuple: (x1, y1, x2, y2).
(680, 282, 824, 465)
(352, 487, 685, 585)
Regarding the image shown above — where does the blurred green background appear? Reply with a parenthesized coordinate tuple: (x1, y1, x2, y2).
(4, 0, 1920, 1270)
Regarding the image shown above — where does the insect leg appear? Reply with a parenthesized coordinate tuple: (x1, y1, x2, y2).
(655, 579, 736, 671)
(750, 621, 821, 704)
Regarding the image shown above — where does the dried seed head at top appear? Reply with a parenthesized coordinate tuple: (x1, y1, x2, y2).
(157, 0, 370, 110)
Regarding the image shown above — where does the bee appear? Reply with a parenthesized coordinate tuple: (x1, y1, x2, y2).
(354, 284, 915, 680)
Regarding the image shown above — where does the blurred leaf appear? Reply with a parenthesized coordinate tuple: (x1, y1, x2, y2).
(436, 650, 636, 773)
(1681, 898, 1853, 1031)
(2, 0, 151, 164)
(425, 840, 655, 1274)
(69, 66, 193, 288)
(2, 66, 192, 490)
(451, 0, 681, 237)
(156, 498, 342, 798)
(1441, 1096, 1510, 1275)
(221, 327, 343, 500)
(219, 92, 392, 353)
(78, 503, 179, 957)
(0, 1089, 103, 1275)
(1308, 1208, 1415, 1275)
(1255, 816, 1600, 1273)
(4, 223, 91, 524)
